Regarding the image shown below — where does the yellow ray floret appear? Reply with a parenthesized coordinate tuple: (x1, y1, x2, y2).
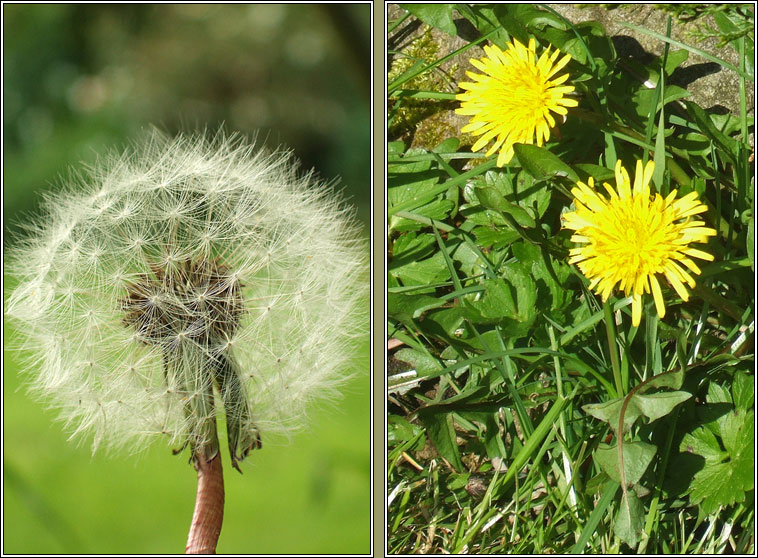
(562, 159, 717, 326)
(456, 37, 578, 167)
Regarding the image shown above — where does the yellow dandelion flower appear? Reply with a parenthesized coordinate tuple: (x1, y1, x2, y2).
(562, 159, 717, 327)
(455, 37, 578, 167)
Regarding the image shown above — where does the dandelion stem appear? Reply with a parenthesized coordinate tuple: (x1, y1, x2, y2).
(603, 300, 624, 396)
(186, 452, 225, 554)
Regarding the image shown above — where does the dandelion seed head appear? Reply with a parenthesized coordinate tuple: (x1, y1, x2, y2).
(562, 159, 717, 326)
(6, 130, 368, 461)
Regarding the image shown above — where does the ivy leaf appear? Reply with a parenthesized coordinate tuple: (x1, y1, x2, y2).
(595, 441, 657, 487)
(614, 491, 645, 548)
(633, 391, 692, 423)
(583, 390, 690, 433)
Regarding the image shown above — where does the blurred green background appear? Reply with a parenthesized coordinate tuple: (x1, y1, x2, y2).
(3, 3, 371, 554)
(3, 3, 371, 231)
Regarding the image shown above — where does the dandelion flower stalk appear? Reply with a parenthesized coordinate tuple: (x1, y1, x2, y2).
(187, 451, 224, 554)
(456, 37, 578, 167)
(5, 130, 368, 553)
(562, 159, 717, 327)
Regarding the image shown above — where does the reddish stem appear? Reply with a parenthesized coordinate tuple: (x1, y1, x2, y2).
(185, 453, 225, 554)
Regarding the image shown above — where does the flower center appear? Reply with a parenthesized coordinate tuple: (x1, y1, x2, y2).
(592, 197, 677, 276)
(492, 66, 547, 114)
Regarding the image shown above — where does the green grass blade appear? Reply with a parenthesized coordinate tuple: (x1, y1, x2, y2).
(570, 479, 620, 553)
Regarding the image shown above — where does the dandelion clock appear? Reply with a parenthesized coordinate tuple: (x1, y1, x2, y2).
(5, 130, 369, 553)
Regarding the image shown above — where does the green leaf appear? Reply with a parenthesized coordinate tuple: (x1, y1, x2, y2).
(472, 226, 520, 249)
(683, 100, 739, 164)
(417, 410, 464, 471)
(679, 375, 755, 514)
(463, 268, 537, 336)
(389, 250, 450, 286)
(446, 472, 470, 491)
(393, 348, 444, 378)
(388, 150, 442, 211)
(746, 218, 754, 269)
(469, 169, 551, 235)
(455, 4, 513, 48)
(512, 170, 551, 219)
(391, 232, 437, 261)
(389, 199, 455, 232)
(633, 391, 692, 423)
(433, 137, 460, 153)
(573, 163, 615, 184)
(614, 491, 645, 548)
(422, 306, 465, 339)
(544, 20, 613, 67)
(511, 241, 571, 316)
(632, 85, 691, 120)
(463, 278, 516, 322)
(687, 460, 751, 514)
(664, 49, 689, 75)
(680, 425, 723, 464)
(475, 185, 536, 228)
(712, 9, 754, 75)
(401, 4, 457, 36)
(387, 292, 446, 322)
(583, 397, 628, 430)
(731, 370, 754, 411)
(638, 369, 684, 393)
(595, 441, 657, 487)
(388, 415, 423, 444)
(720, 408, 750, 456)
(583, 387, 689, 433)
(388, 141, 406, 156)
(513, 143, 580, 183)
(456, 410, 508, 460)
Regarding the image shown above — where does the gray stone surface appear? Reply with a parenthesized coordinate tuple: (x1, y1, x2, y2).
(547, 4, 754, 115)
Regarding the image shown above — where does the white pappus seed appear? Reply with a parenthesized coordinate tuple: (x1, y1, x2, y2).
(5, 129, 369, 460)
